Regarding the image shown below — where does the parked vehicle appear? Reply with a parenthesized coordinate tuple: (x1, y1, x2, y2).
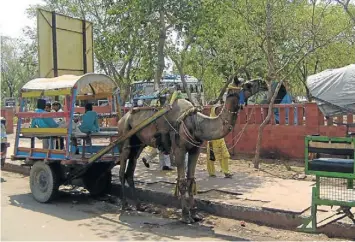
(13, 73, 173, 203)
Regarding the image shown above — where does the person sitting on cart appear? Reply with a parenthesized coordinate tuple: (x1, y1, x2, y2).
(70, 112, 82, 154)
(31, 99, 59, 149)
(78, 103, 99, 134)
(71, 103, 99, 152)
(52, 101, 65, 150)
(45, 103, 51, 112)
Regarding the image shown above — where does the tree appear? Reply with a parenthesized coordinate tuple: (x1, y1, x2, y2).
(164, 0, 205, 103)
(1, 36, 37, 105)
(289, 1, 355, 101)
(181, 0, 264, 103)
(223, 0, 354, 168)
(336, 0, 355, 24)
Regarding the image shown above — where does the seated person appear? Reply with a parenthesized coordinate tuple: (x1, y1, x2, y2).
(31, 99, 59, 149)
(70, 113, 81, 155)
(45, 103, 51, 112)
(52, 101, 65, 149)
(78, 103, 99, 134)
(71, 103, 99, 154)
(31, 99, 59, 129)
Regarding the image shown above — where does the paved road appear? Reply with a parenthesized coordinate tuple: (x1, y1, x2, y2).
(1, 171, 339, 241)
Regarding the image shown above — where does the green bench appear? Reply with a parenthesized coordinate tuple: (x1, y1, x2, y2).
(298, 135, 355, 232)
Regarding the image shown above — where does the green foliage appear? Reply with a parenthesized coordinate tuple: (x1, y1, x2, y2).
(5, 0, 354, 103)
(0, 37, 37, 106)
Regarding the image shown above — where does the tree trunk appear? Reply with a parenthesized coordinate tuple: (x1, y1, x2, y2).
(154, 9, 166, 91)
(120, 84, 131, 104)
(177, 64, 193, 102)
(254, 0, 275, 169)
(253, 80, 285, 168)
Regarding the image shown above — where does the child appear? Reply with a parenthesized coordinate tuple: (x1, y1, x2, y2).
(78, 103, 99, 134)
(71, 103, 99, 154)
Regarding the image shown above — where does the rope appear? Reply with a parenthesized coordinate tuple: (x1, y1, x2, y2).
(225, 106, 255, 151)
(164, 115, 205, 148)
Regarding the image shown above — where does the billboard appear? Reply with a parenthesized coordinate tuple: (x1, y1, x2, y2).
(37, 9, 94, 78)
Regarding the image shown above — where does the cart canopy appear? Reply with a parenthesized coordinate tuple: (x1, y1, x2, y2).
(21, 73, 118, 95)
(306, 64, 355, 117)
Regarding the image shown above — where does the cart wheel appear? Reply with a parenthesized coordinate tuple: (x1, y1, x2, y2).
(30, 162, 59, 203)
(83, 170, 112, 197)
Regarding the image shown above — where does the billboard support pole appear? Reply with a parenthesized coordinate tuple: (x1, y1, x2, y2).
(82, 20, 87, 74)
(51, 11, 59, 101)
(51, 11, 58, 77)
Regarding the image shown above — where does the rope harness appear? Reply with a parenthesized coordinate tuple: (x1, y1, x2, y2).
(163, 97, 255, 151)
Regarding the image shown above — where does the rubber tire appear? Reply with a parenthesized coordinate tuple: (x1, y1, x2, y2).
(30, 162, 59, 203)
(83, 170, 112, 197)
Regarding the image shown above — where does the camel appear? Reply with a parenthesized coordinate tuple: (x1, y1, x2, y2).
(116, 78, 266, 223)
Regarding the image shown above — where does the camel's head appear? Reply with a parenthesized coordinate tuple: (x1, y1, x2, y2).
(241, 78, 268, 104)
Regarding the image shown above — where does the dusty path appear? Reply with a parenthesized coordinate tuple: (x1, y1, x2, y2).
(0, 171, 344, 241)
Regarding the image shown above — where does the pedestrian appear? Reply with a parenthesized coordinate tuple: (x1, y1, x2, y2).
(142, 146, 173, 171)
(206, 105, 233, 178)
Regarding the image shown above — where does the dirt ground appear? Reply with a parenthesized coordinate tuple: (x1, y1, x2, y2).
(1, 171, 343, 241)
(223, 155, 310, 181)
(140, 146, 310, 181)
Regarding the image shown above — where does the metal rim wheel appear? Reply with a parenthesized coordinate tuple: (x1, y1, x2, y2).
(30, 162, 59, 203)
(83, 170, 112, 197)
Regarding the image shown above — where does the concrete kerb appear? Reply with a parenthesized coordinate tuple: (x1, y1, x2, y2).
(3, 162, 30, 176)
(3, 163, 355, 240)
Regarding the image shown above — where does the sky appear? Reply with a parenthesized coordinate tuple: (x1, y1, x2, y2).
(0, 0, 44, 38)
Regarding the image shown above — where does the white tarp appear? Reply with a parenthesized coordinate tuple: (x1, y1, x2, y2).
(306, 64, 355, 117)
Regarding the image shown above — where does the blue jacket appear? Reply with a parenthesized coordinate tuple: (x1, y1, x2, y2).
(31, 109, 59, 128)
(79, 111, 99, 133)
(274, 93, 298, 125)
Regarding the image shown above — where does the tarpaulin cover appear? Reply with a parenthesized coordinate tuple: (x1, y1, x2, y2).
(21, 73, 118, 95)
(306, 64, 355, 117)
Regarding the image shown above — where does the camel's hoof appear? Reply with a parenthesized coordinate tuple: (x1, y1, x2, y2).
(136, 204, 148, 212)
(121, 202, 130, 211)
(224, 173, 233, 178)
(192, 213, 203, 222)
(181, 216, 195, 224)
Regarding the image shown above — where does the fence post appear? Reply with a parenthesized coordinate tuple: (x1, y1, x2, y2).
(305, 103, 321, 134)
(1, 107, 14, 134)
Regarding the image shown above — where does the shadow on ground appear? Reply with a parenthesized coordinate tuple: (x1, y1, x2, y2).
(79, 209, 250, 241)
(112, 159, 265, 195)
(8, 190, 249, 241)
